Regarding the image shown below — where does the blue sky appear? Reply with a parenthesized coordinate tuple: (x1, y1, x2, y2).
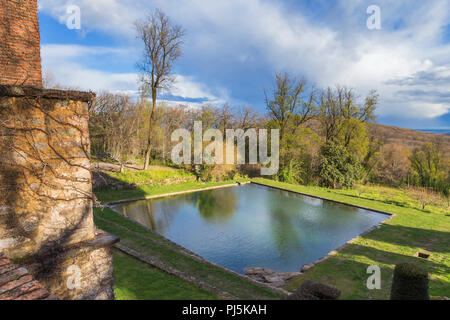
(37, 0, 450, 129)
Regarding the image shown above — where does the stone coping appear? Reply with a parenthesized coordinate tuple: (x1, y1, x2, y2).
(104, 203, 289, 297)
(16, 231, 119, 264)
(252, 181, 395, 273)
(0, 85, 95, 102)
(299, 213, 394, 273)
(250, 182, 395, 273)
(106, 181, 251, 205)
(108, 180, 394, 218)
(103, 180, 396, 291)
(113, 243, 238, 300)
(251, 181, 395, 217)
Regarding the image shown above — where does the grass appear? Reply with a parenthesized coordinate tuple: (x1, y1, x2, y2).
(95, 179, 247, 203)
(113, 249, 219, 300)
(95, 168, 279, 300)
(107, 168, 195, 184)
(94, 206, 284, 300)
(252, 178, 450, 299)
(95, 167, 449, 300)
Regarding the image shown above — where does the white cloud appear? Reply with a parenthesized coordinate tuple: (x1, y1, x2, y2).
(152, 0, 450, 121)
(41, 44, 225, 104)
(378, 100, 448, 119)
(41, 44, 138, 94)
(38, 0, 450, 122)
(42, 44, 131, 59)
(167, 75, 223, 101)
(38, 0, 143, 36)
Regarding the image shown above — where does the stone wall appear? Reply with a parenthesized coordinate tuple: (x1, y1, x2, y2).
(0, 0, 42, 87)
(0, 85, 118, 299)
(23, 231, 117, 300)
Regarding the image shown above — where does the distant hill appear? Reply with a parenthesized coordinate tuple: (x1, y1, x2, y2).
(367, 123, 450, 155)
(415, 129, 450, 135)
(304, 119, 450, 158)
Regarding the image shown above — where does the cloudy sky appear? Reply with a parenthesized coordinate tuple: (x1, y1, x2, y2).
(37, 0, 450, 129)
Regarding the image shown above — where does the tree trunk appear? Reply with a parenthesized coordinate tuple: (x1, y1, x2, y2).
(144, 144, 152, 170)
(144, 90, 157, 170)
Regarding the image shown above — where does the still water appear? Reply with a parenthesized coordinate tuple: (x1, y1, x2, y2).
(112, 184, 388, 274)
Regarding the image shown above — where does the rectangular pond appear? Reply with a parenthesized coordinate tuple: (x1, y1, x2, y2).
(112, 183, 388, 274)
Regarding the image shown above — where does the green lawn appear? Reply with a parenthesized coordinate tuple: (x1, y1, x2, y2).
(94, 170, 279, 300)
(95, 168, 449, 300)
(252, 178, 450, 299)
(113, 249, 219, 300)
(94, 205, 284, 300)
(107, 168, 195, 184)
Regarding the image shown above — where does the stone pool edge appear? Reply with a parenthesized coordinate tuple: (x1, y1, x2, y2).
(102, 180, 395, 293)
(251, 181, 396, 217)
(250, 181, 395, 274)
(103, 194, 290, 297)
(106, 181, 252, 206)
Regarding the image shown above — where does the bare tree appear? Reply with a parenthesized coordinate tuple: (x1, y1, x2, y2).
(409, 187, 442, 211)
(135, 9, 186, 169)
(377, 143, 411, 185)
(264, 73, 317, 142)
(217, 104, 235, 135)
(234, 106, 263, 130)
(89, 92, 139, 172)
(319, 86, 378, 143)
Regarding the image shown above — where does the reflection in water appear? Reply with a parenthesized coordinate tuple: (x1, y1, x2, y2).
(190, 188, 238, 222)
(299, 195, 323, 207)
(146, 202, 156, 230)
(114, 184, 388, 274)
(266, 191, 302, 258)
(116, 196, 184, 233)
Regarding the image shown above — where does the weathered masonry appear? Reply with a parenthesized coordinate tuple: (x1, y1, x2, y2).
(0, 0, 118, 300)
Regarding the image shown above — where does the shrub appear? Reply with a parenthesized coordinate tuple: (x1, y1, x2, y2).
(390, 263, 429, 300)
(318, 140, 363, 189)
(279, 159, 304, 185)
(232, 172, 249, 181)
(287, 280, 341, 300)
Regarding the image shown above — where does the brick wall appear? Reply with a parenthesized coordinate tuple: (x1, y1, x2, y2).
(0, 0, 118, 300)
(0, 0, 42, 87)
(0, 251, 54, 300)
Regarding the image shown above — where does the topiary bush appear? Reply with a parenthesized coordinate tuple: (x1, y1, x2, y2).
(390, 263, 429, 300)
